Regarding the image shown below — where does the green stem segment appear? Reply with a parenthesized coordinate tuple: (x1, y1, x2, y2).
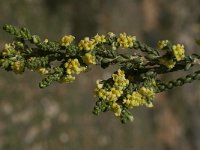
(157, 70, 200, 92)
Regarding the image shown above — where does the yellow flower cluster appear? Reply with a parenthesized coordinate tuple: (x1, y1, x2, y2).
(94, 34, 106, 43)
(78, 37, 96, 51)
(94, 69, 130, 116)
(138, 87, 155, 99)
(117, 33, 136, 48)
(37, 68, 49, 75)
(61, 35, 75, 47)
(82, 53, 96, 65)
(95, 69, 129, 102)
(108, 88, 123, 101)
(172, 44, 185, 61)
(111, 103, 122, 116)
(112, 69, 129, 89)
(157, 40, 169, 49)
(123, 87, 155, 108)
(159, 58, 176, 69)
(95, 87, 123, 102)
(95, 88, 107, 100)
(64, 58, 86, 75)
(123, 92, 143, 108)
(2, 43, 15, 56)
(11, 61, 24, 74)
(61, 75, 75, 83)
(78, 34, 107, 51)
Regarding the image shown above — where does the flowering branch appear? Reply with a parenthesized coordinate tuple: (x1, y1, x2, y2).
(1, 24, 200, 123)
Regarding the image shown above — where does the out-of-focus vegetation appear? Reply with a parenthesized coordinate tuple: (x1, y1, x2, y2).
(0, 0, 200, 150)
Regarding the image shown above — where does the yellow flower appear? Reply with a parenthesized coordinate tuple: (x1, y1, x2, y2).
(123, 89, 154, 108)
(157, 40, 169, 49)
(96, 80, 103, 89)
(64, 58, 86, 75)
(4, 43, 13, 49)
(44, 39, 49, 43)
(82, 53, 96, 65)
(61, 35, 75, 47)
(94, 34, 106, 43)
(117, 33, 136, 48)
(78, 37, 96, 51)
(116, 69, 125, 76)
(111, 103, 122, 116)
(38, 68, 49, 75)
(138, 87, 155, 100)
(11, 61, 24, 74)
(112, 69, 129, 89)
(2, 43, 15, 56)
(94, 80, 107, 100)
(107, 87, 123, 102)
(107, 32, 116, 38)
(146, 102, 153, 108)
(159, 58, 176, 69)
(123, 92, 144, 108)
(94, 88, 108, 100)
(61, 75, 75, 83)
(94, 86, 123, 102)
(172, 44, 185, 61)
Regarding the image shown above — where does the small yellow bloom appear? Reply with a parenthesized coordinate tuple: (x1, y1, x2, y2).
(94, 86, 123, 102)
(117, 33, 136, 48)
(94, 34, 106, 43)
(82, 53, 96, 65)
(44, 39, 49, 43)
(112, 69, 129, 89)
(111, 103, 122, 116)
(146, 102, 153, 108)
(38, 68, 49, 75)
(123, 92, 144, 108)
(64, 59, 86, 75)
(96, 80, 103, 89)
(2, 43, 15, 56)
(61, 75, 76, 83)
(107, 32, 116, 38)
(11, 61, 24, 74)
(116, 69, 125, 76)
(157, 40, 169, 49)
(123, 89, 154, 108)
(159, 58, 176, 69)
(138, 87, 155, 100)
(172, 44, 185, 61)
(94, 80, 106, 100)
(107, 87, 123, 101)
(94, 88, 108, 100)
(78, 37, 96, 51)
(4, 43, 13, 49)
(61, 35, 75, 47)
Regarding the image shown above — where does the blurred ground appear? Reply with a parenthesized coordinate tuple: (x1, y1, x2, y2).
(0, 0, 200, 150)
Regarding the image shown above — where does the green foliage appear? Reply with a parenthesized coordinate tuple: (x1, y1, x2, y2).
(1, 24, 200, 123)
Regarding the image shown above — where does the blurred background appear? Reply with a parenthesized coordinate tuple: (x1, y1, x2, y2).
(0, 0, 200, 150)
